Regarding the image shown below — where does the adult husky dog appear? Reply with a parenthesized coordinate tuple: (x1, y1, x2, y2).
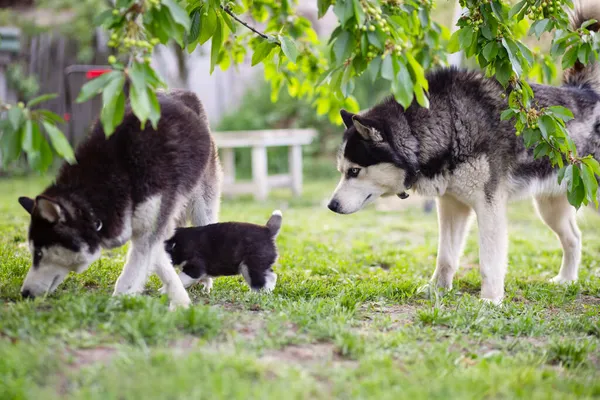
(328, 0, 600, 304)
(18, 89, 221, 309)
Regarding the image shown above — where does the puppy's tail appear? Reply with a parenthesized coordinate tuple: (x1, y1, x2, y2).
(266, 210, 283, 237)
(563, 0, 600, 92)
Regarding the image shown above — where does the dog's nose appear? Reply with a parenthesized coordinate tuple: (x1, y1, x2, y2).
(328, 199, 340, 212)
(21, 289, 34, 299)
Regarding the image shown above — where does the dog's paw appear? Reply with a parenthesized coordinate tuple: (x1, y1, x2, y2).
(416, 282, 451, 299)
(550, 275, 577, 285)
(168, 296, 191, 311)
(480, 296, 503, 307)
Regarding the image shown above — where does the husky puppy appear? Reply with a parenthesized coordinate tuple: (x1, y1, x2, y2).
(328, 0, 600, 304)
(18, 89, 222, 309)
(163, 210, 282, 292)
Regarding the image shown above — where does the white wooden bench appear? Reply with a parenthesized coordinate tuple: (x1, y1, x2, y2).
(212, 129, 318, 201)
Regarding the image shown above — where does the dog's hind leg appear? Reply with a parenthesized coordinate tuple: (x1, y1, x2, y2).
(474, 197, 508, 305)
(431, 195, 473, 291)
(534, 195, 581, 283)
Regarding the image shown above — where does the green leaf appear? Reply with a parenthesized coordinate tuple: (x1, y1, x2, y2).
(546, 106, 574, 122)
(578, 43, 591, 65)
(93, 10, 113, 26)
(482, 41, 498, 61)
(509, 0, 527, 19)
(448, 30, 461, 53)
(76, 71, 119, 103)
(490, 0, 505, 21)
(502, 38, 523, 77)
(187, 6, 202, 43)
(581, 19, 598, 30)
(353, 0, 365, 25)
(406, 53, 427, 90)
(38, 110, 65, 125)
(381, 55, 394, 80)
(163, 0, 191, 31)
(42, 121, 75, 164)
(7, 107, 23, 131)
(567, 174, 585, 208)
(22, 120, 40, 154)
(457, 27, 474, 50)
(367, 31, 382, 49)
(147, 88, 161, 130)
(199, 6, 217, 45)
(210, 18, 224, 73)
(562, 45, 579, 69)
(533, 142, 550, 159)
(252, 39, 276, 66)
(413, 84, 429, 108)
(495, 60, 512, 87)
(29, 134, 53, 173)
(219, 7, 236, 33)
(581, 163, 598, 205)
(333, 31, 352, 62)
(26, 93, 58, 108)
(318, 0, 333, 18)
(280, 36, 298, 63)
(392, 60, 413, 109)
(530, 19, 552, 39)
(100, 74, 126, 137)
(367, 56, 382, 82)
(583, 157, 600, 177)
(0, 120, 21, 166)
(538, 115, 555, 139)
(128, 63, 153, 128)
(500, 109, 516, 121)
(334, 0, 354, 27)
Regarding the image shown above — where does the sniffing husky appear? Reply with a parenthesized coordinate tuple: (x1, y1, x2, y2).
(328, 0, 600, 305)
(18, 89, 221, 309)
(163, 210, 282, 293)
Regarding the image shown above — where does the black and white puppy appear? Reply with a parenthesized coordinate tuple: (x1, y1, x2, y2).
(164, 210, 282, 293)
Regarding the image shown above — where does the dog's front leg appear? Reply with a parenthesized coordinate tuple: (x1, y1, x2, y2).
(431, 195, 473, 291)
(153, 247, 192, 310)
(475, 198, 508, 305)
(113, 239, 151, 295)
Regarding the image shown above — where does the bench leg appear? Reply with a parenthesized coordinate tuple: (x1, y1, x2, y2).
(289, 145, 302, 196)
(252, 145, 268, 201)
(221, 148, 235, 185)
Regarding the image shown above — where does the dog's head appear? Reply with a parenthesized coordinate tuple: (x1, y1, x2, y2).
(18, 195, 102, 298)
(328, 99, 420, 214)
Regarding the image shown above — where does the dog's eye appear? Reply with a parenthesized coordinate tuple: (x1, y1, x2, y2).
(34, 250, 42, 259)
(347, 167, 361, 178)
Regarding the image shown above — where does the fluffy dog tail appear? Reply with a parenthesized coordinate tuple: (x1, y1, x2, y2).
(266, 210, 283, 237)
(563, 0, 600, 92)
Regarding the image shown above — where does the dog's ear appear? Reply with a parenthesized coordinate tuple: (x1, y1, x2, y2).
(352, 115, 384, 142)
(34, 196, 63, 223)
(340, 109, 355, 129)
(18, 197, 35, 215)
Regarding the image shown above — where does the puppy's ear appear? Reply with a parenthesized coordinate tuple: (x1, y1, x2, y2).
(34, 196, 63, 223)
(340, 109, 355, 129)
(18, 197, 35, 215)
(352, 115, 384, 142)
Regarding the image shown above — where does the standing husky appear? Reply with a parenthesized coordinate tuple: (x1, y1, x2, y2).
(17, 89, 221, 309)
(328, 0, 600, 305)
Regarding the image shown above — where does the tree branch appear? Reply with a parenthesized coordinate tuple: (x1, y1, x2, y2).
(220, 5, 280, 45)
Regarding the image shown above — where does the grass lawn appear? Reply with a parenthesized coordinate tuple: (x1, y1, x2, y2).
(1, 172, 599, 399)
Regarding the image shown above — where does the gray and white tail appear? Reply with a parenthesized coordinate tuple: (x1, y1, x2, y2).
(266, 210, 283, 237)
(563, 0, 600, 92)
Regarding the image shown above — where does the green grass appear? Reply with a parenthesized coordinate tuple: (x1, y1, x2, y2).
(1, 173, 599, 399)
